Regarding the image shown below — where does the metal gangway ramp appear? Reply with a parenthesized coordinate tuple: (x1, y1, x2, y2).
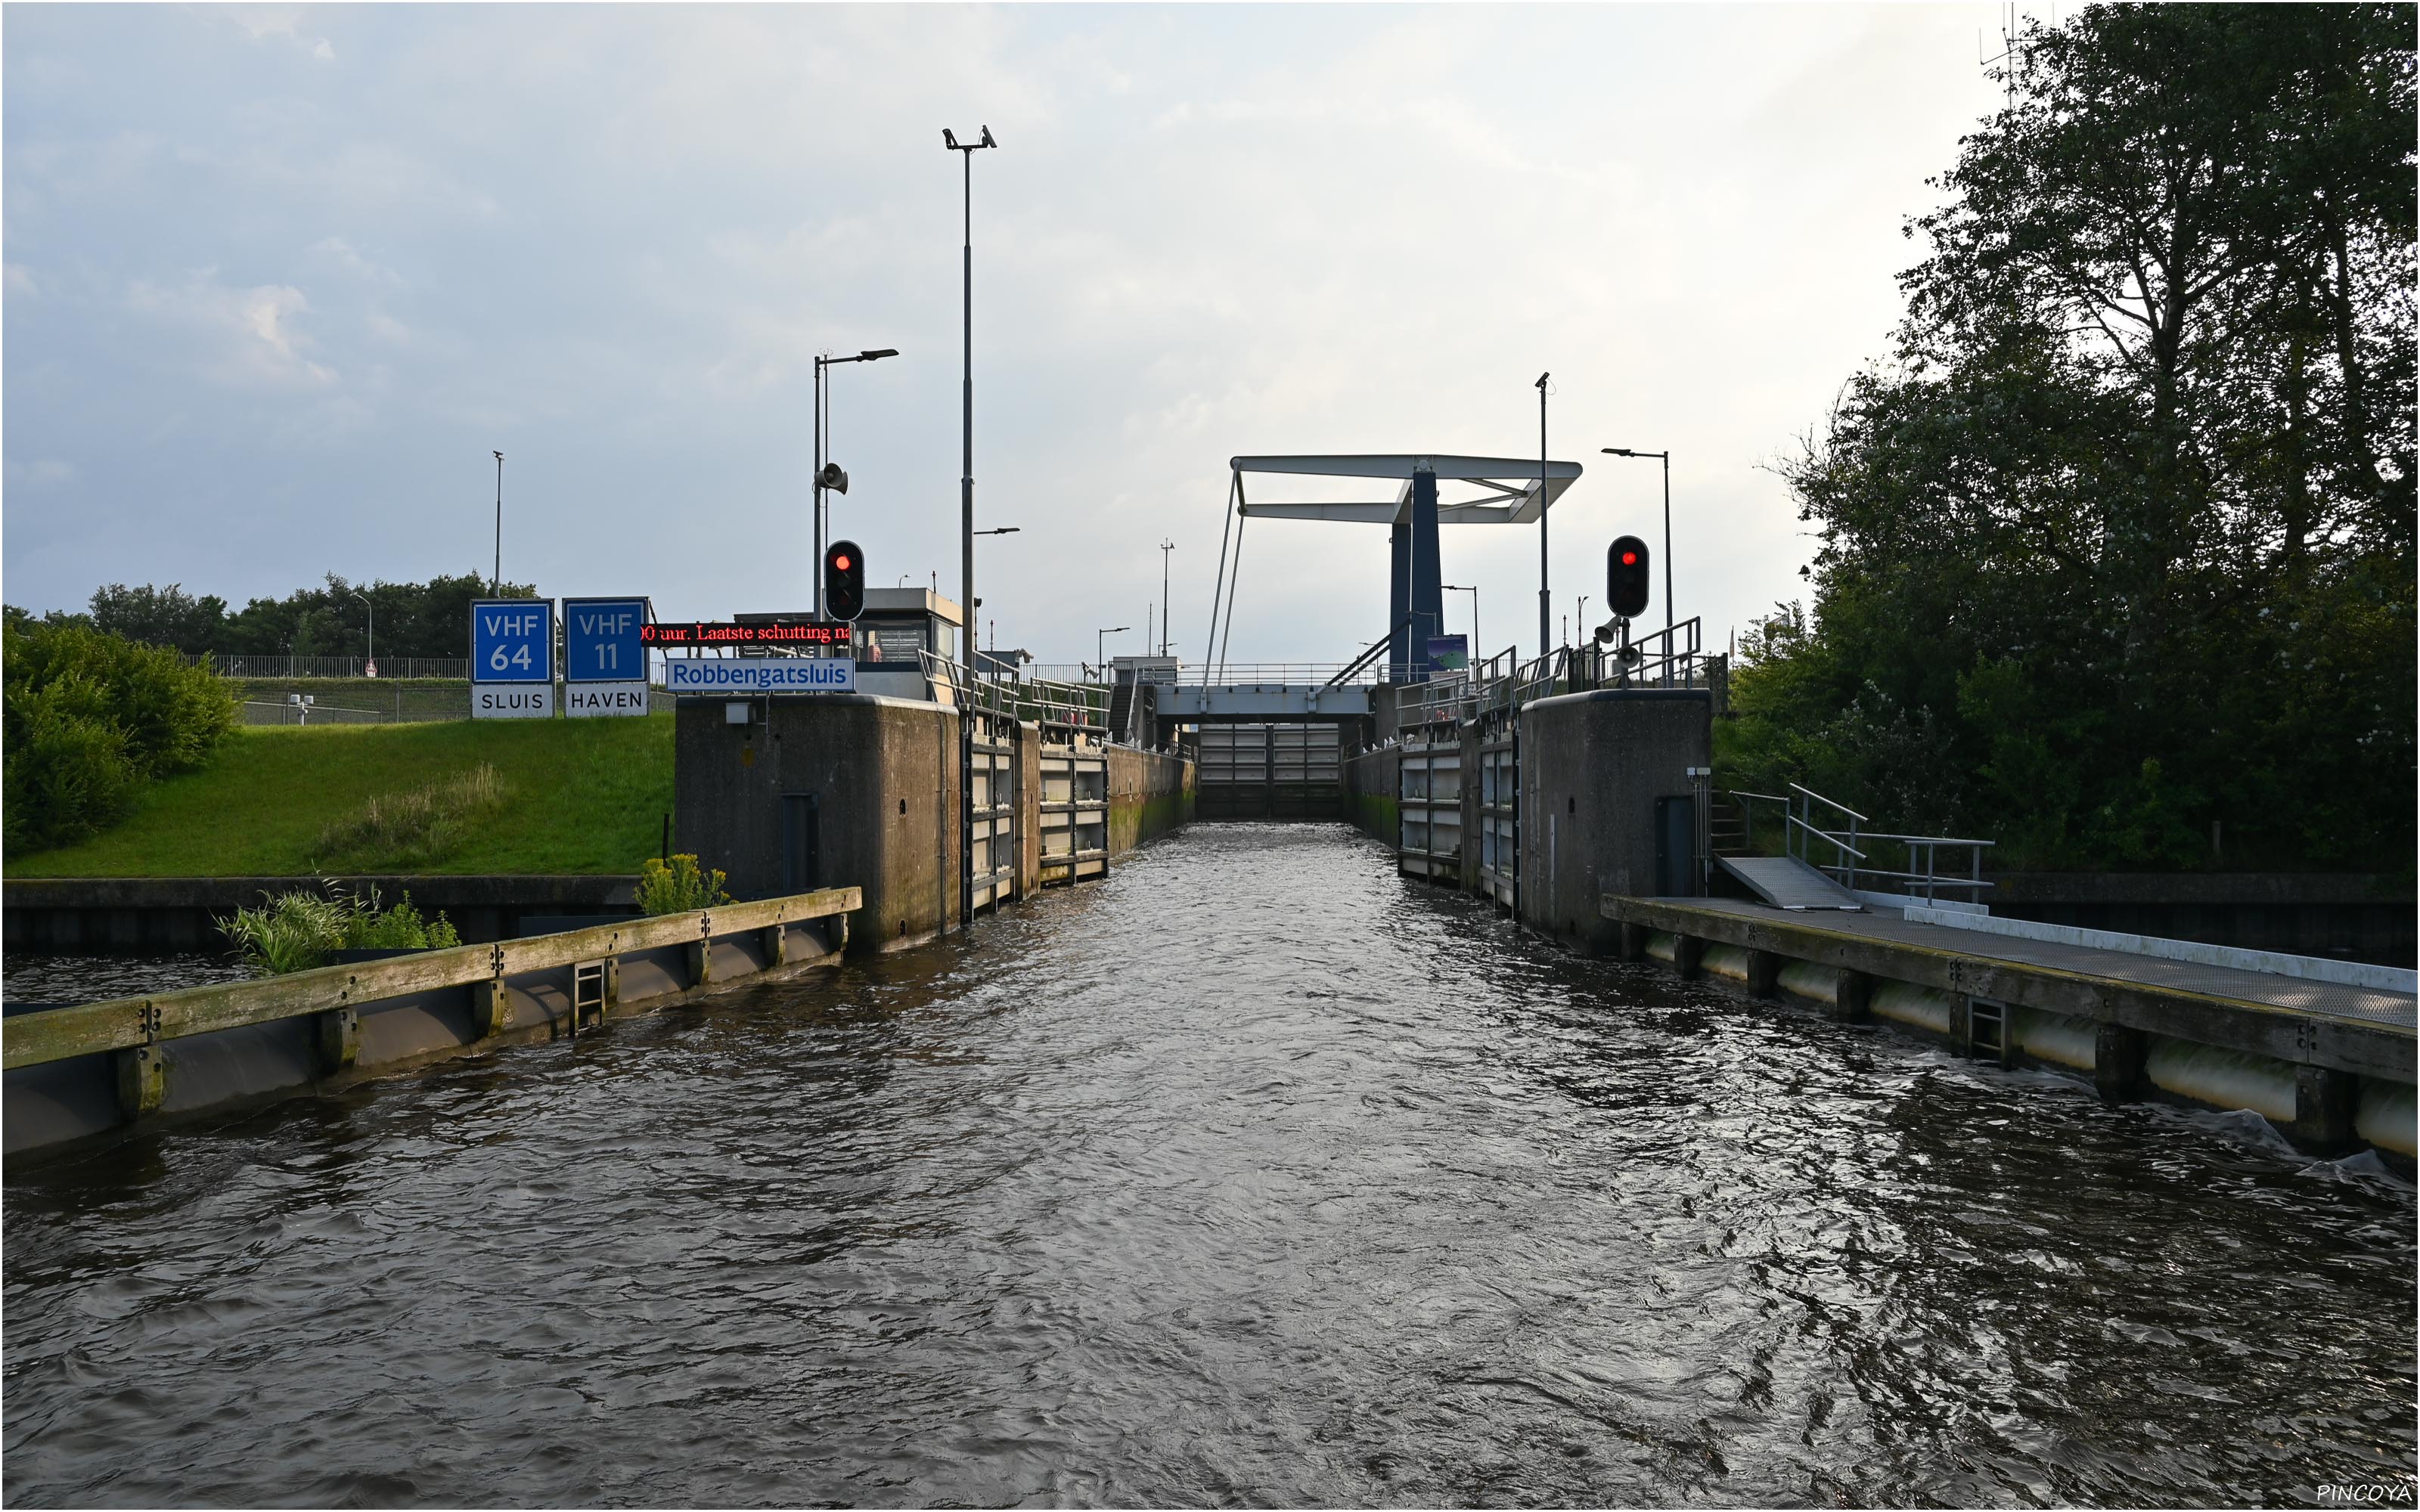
(1714, 854, 1865, 912)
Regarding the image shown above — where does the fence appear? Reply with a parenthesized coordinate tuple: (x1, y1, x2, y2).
(194, 654, 470, 681)
(240, 686, 681, 725)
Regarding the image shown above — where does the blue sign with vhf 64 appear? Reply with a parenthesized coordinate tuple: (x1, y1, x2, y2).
(470, 599, 557, 720)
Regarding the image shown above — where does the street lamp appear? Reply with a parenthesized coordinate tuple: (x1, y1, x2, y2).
(1442, 583, 1480, 656)
(813, 348, 898, 615)
(1096, 624, 1129, 679)
(973, 526, 1020, 535)
(491, 450, 504, 596)
(1159, 539, 1174, 656)
(1601, 447, 1673, 638)
(351, 590, 374, 676)
(945, 122, 996, 936)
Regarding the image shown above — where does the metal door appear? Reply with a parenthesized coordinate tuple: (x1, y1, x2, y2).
(1654, 794, 1697, 897)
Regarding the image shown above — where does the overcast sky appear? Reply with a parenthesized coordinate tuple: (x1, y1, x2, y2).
(4, 2, 2006, 666)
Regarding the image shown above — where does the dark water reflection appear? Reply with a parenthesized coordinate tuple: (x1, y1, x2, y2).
(4, 826, 2412, 1507)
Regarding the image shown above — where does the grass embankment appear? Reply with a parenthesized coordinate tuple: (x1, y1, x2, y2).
(8, 714, 672, 877)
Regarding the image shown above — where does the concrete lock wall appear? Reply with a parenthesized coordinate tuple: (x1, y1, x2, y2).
(675, 696, 1194, 955)
(1343, 744, 1400, 844)
(1109, 744, 1196, 853)
(677, 695, 964, 952)
(1519, 689, 1714, 952)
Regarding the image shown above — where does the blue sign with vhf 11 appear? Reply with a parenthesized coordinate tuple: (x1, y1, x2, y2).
(562, 597, 651, 683)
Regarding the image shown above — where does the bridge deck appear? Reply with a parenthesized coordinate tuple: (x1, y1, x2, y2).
(1602, 894, 2415, 1080)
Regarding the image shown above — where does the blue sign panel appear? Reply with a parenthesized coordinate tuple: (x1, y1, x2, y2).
(661, 658, 857, 694)
(470, 599, 554, 683)
(562, 597, 650, 683)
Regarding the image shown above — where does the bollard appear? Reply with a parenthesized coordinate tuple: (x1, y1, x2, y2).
(314, 1007, 360, 1074)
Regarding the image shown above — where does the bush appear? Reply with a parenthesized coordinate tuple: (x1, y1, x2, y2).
(635, 854, 729, 915)
(221, 885, 464, 976)
(3, 616, 237, 851)
(312, 764, 507, 871)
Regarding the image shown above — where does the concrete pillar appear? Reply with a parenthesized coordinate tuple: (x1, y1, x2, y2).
(114, 1045, 166, 1120)
(686, 940, 715, 989)
(2094, 1024, 2145, 1104)
(1832, 970, 1873, 1024)
(470, 979, 510, 1038)
(1672, 934, 1704, 980)
(313, 1008, 360, 1074)
(1516, 689, 1714, 953)
(1745, 950, 1782, 998)
(760, 925, 788, 968)
(1618, 922, 1651, 962)
(2289, 1065, 2358, 1154)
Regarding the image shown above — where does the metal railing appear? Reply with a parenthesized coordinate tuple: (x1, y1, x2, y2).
(193, 654, 471, 681)
(922, 652, 1109, 727)
(1727, 784, 1993, 903)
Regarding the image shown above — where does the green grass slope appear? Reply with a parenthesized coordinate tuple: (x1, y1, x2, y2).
(9, 714, 672, 877)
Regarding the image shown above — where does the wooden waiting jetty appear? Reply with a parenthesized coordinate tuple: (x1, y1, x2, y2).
(3, 887, 861, 1159)
(1602, 893, 2416, 1162)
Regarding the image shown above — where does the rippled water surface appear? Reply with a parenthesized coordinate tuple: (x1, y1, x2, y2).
(5, 826, 2413, 1507)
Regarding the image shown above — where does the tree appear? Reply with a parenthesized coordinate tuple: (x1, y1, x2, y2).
(89, 584, 229, 653)
(1726, 4, 2414, 872)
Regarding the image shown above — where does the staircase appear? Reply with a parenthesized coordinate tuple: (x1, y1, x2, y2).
(1106, 672, 1137, 745)
(1708, 795, 1750, 859)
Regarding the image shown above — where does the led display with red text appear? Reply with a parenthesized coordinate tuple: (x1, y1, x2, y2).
(641, 621, 852, 649)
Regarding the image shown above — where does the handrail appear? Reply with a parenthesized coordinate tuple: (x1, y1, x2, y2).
(1788, 781, 1868, 825)
(1, 887, 862, 1072)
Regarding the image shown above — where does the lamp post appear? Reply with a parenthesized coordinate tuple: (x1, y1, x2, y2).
(812, 348, 898, 615)
(491, 450, 504, 595)
(1600, 447, 1673, 637)
(1096, 624, 1129, 680)
(1159, 539, 1174, 655)
(974, 527, 1020, 535)
(351, 590, 374, 675)
(945, 124, 995, 934)
(1442, 583, 1479, 657)
(1534, 373, 1550, 661)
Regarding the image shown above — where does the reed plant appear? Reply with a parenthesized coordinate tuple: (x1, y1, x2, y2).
(221, 884, 462, 976)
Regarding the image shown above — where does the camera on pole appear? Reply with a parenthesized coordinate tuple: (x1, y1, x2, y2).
(824, 540, 866, 622)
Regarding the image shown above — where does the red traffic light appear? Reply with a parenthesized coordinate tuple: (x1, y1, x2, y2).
(824, 538, 867, 621)
(1607, 534, 1652, 618)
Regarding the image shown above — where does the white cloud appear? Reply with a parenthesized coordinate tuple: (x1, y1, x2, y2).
(311, 236, 402, 284)
(230, 9, 335, 62)
(124, 272, 337, 389)
(5, 457, 79, 488)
